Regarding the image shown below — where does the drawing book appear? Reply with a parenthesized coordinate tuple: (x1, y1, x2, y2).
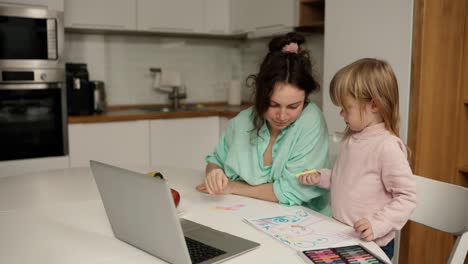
(244, 209, 354, 251)
(298, 244, 389, 264)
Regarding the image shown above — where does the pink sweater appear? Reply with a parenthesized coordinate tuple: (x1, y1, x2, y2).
(318, 123, 417, 246)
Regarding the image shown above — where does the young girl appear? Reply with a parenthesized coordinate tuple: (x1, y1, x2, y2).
(298, 58, 417, 259)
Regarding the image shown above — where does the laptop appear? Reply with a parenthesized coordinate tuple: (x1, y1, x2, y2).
(90, 160, 260, 264)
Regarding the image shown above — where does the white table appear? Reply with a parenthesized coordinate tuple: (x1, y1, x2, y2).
(0, 166, 390, 264)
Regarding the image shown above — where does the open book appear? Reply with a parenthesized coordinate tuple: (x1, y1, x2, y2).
(244, 209, 355, 251)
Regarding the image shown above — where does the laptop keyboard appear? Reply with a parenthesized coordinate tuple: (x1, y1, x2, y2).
(185, 237, 226, 264)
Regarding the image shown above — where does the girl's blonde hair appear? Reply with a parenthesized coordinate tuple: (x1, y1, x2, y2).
(330, 58, 400, 137)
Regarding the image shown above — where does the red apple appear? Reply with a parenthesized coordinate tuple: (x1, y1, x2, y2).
(170, 188, 180, 207)
(146, 171, 180, 207)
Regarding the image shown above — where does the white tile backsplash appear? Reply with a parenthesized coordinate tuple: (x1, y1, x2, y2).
(64, 33, 323, 107)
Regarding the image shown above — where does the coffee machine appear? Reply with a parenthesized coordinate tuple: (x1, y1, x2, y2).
(66, 63, 94, 115)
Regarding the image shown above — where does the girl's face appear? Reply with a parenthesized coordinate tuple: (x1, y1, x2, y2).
(340, 96, 382, 132)
(264, 82, 305, 135)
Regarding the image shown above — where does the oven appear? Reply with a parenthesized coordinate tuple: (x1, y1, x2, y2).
(0, 5, 64, 69)
(0, 69, 67, 161)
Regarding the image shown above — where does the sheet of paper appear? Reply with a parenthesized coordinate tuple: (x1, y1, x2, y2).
(244, 209, 354, 250)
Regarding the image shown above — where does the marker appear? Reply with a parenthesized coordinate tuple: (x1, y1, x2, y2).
(295, 169, 318, 177)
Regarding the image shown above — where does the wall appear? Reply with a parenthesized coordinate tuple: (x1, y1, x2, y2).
(322, 0, 414, 142)
(64, 33, 324, 107)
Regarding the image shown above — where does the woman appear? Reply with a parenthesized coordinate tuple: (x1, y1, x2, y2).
(196, 33, 331, 215)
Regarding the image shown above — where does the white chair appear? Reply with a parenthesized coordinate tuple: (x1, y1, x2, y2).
(406, 175, 468, 263)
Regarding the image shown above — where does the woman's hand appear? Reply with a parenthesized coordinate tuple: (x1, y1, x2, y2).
(298, 170, 321, 185)
(354, 218, 374, 241)
(203, 168, 229, 195)
(196, 181, 233, 195)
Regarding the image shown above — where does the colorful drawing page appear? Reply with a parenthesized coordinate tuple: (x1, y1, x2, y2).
(244, 209, 354, 250)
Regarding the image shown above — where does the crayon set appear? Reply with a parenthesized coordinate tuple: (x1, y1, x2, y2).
(299, 244, 386, 264)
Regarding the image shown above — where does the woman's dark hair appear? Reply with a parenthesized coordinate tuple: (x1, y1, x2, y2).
(247, 32, 320, 136)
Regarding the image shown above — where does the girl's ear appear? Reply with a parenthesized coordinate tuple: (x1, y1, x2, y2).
(370, 100, 380, 113)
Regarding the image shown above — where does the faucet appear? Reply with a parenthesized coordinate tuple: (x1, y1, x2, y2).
(168, 86, 187, 109)
(150, 68, 187, 109)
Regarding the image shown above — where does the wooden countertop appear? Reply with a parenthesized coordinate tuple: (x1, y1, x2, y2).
(68, 103, 250, 124)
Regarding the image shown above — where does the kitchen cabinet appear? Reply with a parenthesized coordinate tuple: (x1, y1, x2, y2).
(0, 156, 69, 178)
(249, 0, 296, 36)
(0, 0, 63, 11)
(149, 117, 219, 170)
(230, 0, 294, 34)
(230, 0, 315, 37)
(137, 0, 204, 33)
(68, 120, 150, 168)
(64, 0, 137, 30)
(219, 117, 229, 135)
(204, 0, 230, 34)
(229, 0, 254, 34)
(61, 0, 322, 37)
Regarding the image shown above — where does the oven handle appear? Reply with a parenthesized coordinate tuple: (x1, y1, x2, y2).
(0, 83, 63, 90)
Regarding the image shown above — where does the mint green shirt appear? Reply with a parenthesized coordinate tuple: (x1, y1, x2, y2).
(206, 103, 331, 216)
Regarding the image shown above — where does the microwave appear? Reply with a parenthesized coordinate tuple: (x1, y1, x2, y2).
(0, 5, 64, 69)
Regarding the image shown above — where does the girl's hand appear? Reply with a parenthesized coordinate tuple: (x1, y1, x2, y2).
(354, 218, 374, 241)
(204, 168, 229, 195)
(298, 170, 321, 185)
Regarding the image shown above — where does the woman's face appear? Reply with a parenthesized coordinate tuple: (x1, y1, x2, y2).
(264, 82, 305, 134)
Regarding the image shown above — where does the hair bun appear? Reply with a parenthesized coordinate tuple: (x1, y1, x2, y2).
(268, 32, 306, 52)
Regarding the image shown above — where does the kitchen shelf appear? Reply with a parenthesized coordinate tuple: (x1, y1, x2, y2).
(299, 0, 324, 29)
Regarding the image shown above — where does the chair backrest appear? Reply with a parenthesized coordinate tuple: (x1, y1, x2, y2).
(410, 175, 468, 263)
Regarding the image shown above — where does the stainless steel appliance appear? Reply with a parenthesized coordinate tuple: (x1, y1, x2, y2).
(0, 5, 64, 69)
(90, 80, 106, 113)
(0, 5, 66, 161)
(0, 69, 67, 161)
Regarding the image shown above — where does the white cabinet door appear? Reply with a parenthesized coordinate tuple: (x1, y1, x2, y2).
(230, 0, 296, 36)
(229, 0, 253, 33)
(204, 0, 229, 34)
(252, 0, 295, 31)
(0, 0, 64, 11)
(0, 156, 69, 178)
(150, 117, 219, 170)
(219, 117, 229, 135)
(64, 0, 137, 30)
(137, 0, 203, 33)
(69, 121, 150, 168)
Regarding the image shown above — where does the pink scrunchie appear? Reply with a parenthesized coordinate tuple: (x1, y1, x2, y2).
(282, 42, 299, 53)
